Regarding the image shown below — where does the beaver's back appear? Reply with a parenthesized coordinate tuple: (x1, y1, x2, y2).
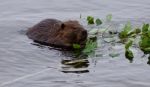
(26, 19, 62, 43)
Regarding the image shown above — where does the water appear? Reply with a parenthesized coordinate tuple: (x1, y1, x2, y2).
(0, 0, 150, 87)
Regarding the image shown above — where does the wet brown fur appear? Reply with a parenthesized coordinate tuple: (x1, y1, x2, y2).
(26, 19, 87, 49)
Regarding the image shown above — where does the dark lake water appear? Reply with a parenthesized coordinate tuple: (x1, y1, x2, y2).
(0, 0, 150, 87)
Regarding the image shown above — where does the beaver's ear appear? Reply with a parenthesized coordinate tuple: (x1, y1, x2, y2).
(61, 23, 65, 29)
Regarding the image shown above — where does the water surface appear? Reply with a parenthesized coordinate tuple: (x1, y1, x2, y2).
(0, 0, 150, 87)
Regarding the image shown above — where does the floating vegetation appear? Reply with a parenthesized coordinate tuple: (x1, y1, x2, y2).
(82, 37, 97, 54)
(73, 44, 81, 49)
(106, 14, 112, 22)
(125, 40, 134, 62)
(76, 14, 150, 64)
(87, 16, 95, 25)
(119, 23, 150, 63)
(86, 16, 102, 25)
(119, 23, 150, 54)
(139, 24, 150, 54)
(119, 22, 132, 40)
(95, 18, 103, 26)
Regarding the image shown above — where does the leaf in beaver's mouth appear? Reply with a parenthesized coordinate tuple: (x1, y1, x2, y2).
(73, 44, 81, 49)
(82, 39, 97, 54)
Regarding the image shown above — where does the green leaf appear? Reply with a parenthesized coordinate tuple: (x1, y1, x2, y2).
(119, 31, 128, 39)
(73, 44, 81, 49)
(106, 14, 112, 21)
(139, 36, 150, 48)
(119, 22, 132, 39)
(125, 49, 134, 63)
(83, 39, 97, 54)
(95, 18, 102, 26)
(148, 25, 150, 31)
(125, 40, 133, 50)
(147, 31, 150, 37)
(135, 28, 141, 34)
(139, 24, 150, 54)
(144, 47, 150, 52)
(142, 24, 149, 33)
(87, 16, 94, 25)
(124, 22, 132, 32)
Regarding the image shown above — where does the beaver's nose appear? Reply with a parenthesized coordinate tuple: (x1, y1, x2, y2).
(82, 30, 87, 36)
(81, 30, 87, 40)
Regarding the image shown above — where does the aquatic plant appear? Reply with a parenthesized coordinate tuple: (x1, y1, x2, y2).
(139, 24, 150, 54)
(82, 37, 97, 54)
(75, 14, 114, 56)
(73, 37, 97, 56)
(73, 44, 81, 49)
(119, 23, 150, 53)
(125, 40, 134, 62)
(119, 22, 132, 40)
(106, 14, 112, 22)
(118, 23, 150, 63)
(78, 14, 150, 64)
(86, 16, 102, 25)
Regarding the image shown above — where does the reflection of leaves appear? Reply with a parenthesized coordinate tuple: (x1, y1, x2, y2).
(147, 55, 150, 65)
(125, 49, 134, 63)
(61, 59, 89, 68)
(125, 40, 134, 63)
(125, 40, 133, 49)
(61, 59, 89, 73)
(95, 18, 102, 26)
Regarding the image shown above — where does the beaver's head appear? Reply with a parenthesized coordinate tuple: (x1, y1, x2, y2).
(56, 20, 87, 48)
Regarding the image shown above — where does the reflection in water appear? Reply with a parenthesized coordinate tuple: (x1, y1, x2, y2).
(1, 0, 150, 86)
(60, 52, 89, 73)
(59, 37, 97, 73)
(30, 25, 150, 75)
(31, 41, 90, 73)
(147, 55, 150, 65)
(61, 58, 89, 73)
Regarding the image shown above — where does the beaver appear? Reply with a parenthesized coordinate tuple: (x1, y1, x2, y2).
(26, 19, 87, 49)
